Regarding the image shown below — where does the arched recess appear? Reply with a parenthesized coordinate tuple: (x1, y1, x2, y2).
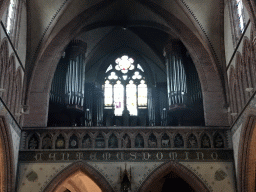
(235, 53, 246, 108)
(6, 55, 16, 108)
(138, 161, 210, 192)
(43, 161, 114, 192)
(242, 38, 254, 89)
(0, 39, 9, 99)
(24, 0, 228, 127)
(237, 111, 256, 192)
(0, 115, 15, 192)
(0, 0, 10, 21)
(242, 0, 256, 33)
(12, 67, 22, 122)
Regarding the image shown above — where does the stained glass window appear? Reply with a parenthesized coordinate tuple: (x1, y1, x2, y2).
(104, 80, 112, 106)
(126, 80, 137, 116)
(115, 55, 135, 74)
(114, 81, 124, 116)
(104, 55, 147, 116)
(138, 80, 147, 106)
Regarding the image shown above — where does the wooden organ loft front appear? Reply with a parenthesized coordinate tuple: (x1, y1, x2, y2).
(48, 40, 204, 127)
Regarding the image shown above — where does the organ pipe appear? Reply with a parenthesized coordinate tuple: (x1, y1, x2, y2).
(65, 53, 85, 109)
(165, 41, 202, 108)
(50, 40, 87, 111)
(166, 48, 187, 107)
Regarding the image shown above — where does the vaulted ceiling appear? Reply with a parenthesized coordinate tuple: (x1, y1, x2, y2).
(26, 0, 225, 76)
(24, 0, 229, 127)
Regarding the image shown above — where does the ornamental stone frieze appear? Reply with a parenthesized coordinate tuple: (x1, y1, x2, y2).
(19, 126, 233, 163)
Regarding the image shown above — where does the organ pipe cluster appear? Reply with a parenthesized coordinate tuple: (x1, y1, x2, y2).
(167, 53, 187, 106)
(50, 40, 87, 111)
(165, 41, 202, 109)
(65, 54, 85, 109)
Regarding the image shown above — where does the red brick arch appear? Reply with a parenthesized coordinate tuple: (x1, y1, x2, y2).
(237, 111, 256, 192)
(43, 161, 114, 192)
(0, 115, 15, 192)
(138, 161, 210, 192)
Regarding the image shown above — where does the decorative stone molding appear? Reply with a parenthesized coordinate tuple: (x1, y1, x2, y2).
(42, 161, 114, 192)
(138, 161, 210, 192)
(22, 126, 230, 151)
(0, 115, 15, 192)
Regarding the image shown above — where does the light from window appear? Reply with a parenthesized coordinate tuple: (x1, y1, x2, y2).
(235, 0, 245, 32)
(104, 56, 147, 116)
(132, 71, 142, 80)
(115, 55, 135, 74)
(138, 80, 147, 106)
(137, 64, 144, 72)
(104, 80, 112, 106)
(105, 64, 113, 73)
(6, 0, 17, 34)
(114, 81, 124, 116)
(126, 80, 137, 116)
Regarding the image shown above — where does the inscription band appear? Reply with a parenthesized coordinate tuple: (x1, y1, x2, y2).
(19, 150, 233, 162)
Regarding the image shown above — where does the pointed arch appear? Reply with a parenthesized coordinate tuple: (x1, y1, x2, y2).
(43, 161, 114, 192)
(229, 66, 240, 122)
(242, 37, 254, 88)
(236, 53, 246, 107)
(0, 0, 10, 21)
(6, 55, 16, 108)
(241, 0, 256, 33)
(237, 111, 256, 192)
(0, 39, 9, 99)
(12, 67, 22, 121)
(0, 115, 15, 192)
(24, 0, 228, 127)
(138, 161, 210, 192)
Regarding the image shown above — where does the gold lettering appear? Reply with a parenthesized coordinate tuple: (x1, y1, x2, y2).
(184, 152, 189, 160)
(61, 153, 70, 161)
(196, 152, 204, 160)
(211, 152, 218, 160)
(34, 153, 43, 161)
(156, 152, 163, 160)
(130, 152, 137, 160)
(103, 152, 111, 160)
(90, 152, 97, 160)
(49, 153, 57, 161)
(143, 152, 151, 160)
(169, 152, 177, 160)
(76, 152, 83, 160)
(116, 152, 124, 160)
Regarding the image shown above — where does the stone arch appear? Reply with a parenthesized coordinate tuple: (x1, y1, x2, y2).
(237, 111, 256, 192)
(212, 131, 226, 148)
(0, 0, 10, 21)
(6, 55, 16, 108)
(199, 132, 212, 148)
(0, 115, 15, 192)
(138, 161, 210, 192)
(236, 52, 247, 107)
(242, 37, 254, 88)
(24, 0, 228, 127)
(26, 132, 40, 149)
(0, 39, 9, 99)
(241, 0, 256, 33)
(250, 29, 256, 84)
(229, 66, 239, 122)
(12, 67, 22, 121)
(43, 161, 114, 192)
